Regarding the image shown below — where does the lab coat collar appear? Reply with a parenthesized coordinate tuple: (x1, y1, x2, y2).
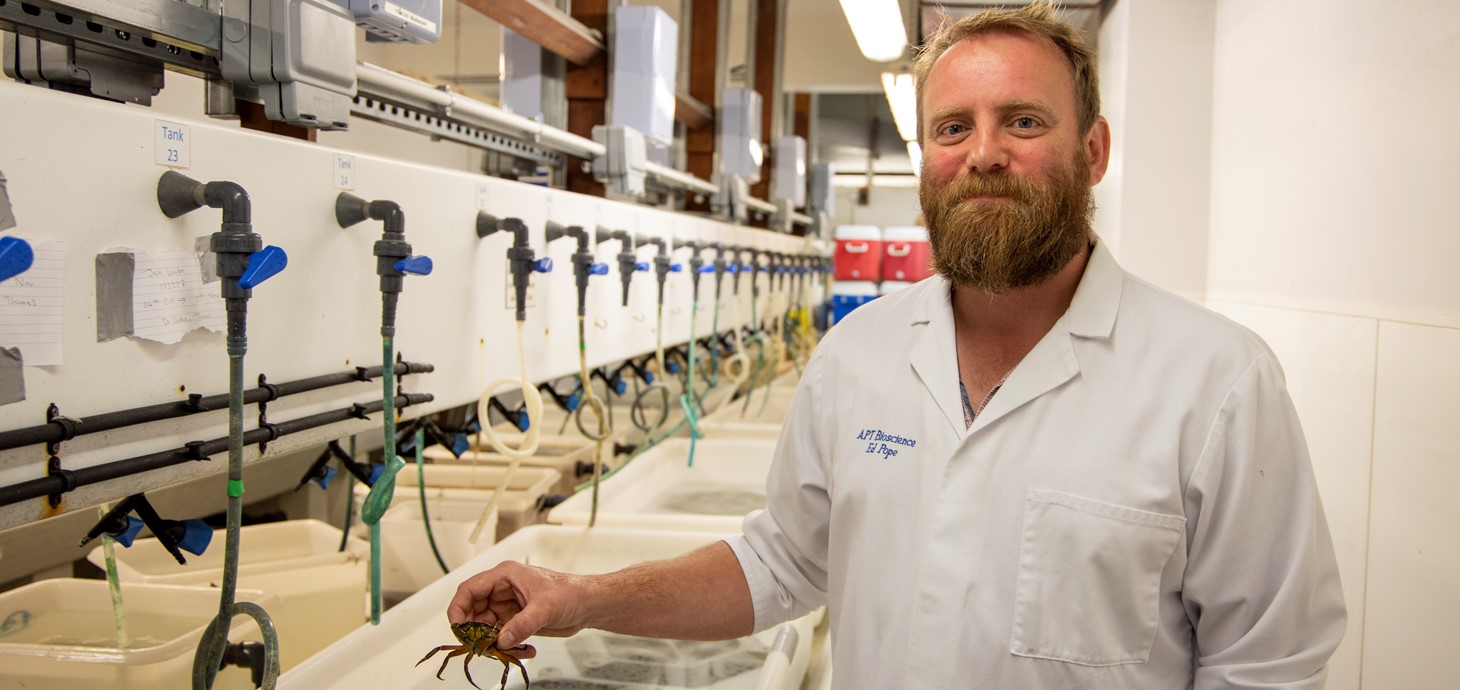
(905, 238, 1124, 438)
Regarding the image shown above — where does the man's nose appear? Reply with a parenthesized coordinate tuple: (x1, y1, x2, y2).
(963, 129, 1009, 174)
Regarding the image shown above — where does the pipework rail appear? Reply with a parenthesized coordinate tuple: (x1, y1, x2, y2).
(0, 392, 434, 508)
(0, 361, 434, 452)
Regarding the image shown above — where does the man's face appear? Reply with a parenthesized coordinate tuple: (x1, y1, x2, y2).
(918, 31, 1107, 293)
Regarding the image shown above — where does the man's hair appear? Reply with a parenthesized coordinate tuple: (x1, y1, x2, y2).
(912, 1, 1101, 140)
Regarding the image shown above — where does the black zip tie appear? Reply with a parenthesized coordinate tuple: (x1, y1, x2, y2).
(349, 403, 371, 420)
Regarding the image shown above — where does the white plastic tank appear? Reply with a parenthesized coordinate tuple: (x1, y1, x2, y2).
(280, 525, 818, 690)
(548, 437, 779, 532)
(86, 519, 369, 673)
(0, 579, 277, 689)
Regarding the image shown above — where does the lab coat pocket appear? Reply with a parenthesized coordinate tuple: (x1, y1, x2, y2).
(1009, 489, 1185, 666)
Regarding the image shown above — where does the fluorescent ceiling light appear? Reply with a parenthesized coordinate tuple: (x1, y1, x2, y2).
(881, 72, 918, 142)
(906, 141, 922, 174)
(838, 0, 909, 62)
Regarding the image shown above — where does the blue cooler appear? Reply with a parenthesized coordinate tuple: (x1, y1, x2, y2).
(831, 281, 879, 325)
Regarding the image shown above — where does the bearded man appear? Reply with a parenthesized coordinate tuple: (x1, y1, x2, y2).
(447, 3, 1347, 688)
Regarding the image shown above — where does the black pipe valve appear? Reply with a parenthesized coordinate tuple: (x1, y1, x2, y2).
(157, 171, 287, 351)
(479, 213, 550, 321)
(336, 193, 432, 337)
(79, 493, 212, 565)
(545, 223, 611, 316)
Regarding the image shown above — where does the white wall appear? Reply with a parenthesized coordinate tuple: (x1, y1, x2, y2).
(1095, 0, 1214, 302)
(1202, 1, 1460, 688)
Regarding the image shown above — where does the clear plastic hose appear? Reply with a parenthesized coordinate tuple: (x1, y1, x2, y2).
(572, 315, 610, 527)
(471, 321, 543, 543)
(99, 505, 127, 650)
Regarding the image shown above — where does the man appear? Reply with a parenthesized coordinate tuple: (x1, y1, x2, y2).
(449, 3, 1346, 687)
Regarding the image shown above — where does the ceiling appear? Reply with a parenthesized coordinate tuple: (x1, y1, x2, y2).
(360, 1, 1110, 177)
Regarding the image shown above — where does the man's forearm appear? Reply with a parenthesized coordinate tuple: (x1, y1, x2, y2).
(580, 540, 756, 640)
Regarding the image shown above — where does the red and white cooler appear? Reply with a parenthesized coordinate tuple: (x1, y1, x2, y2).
(880, 281, 912, 296)
(834, 225, 882, 281)
(881, 226, 932, 282)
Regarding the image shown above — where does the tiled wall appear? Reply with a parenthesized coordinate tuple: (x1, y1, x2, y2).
(1209, 301, 1458, 690)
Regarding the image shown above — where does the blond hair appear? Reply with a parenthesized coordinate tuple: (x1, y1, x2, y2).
(912, 1, 1100, 140)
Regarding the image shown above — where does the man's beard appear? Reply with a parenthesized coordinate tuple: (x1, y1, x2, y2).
(919, 151, 1094, 294)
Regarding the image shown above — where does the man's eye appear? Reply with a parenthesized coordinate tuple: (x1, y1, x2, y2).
(940, 123, 968, 136)
(1013, 117, 1038, 129)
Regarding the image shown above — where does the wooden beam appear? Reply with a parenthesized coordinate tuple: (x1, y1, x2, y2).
(460, 0, 604, 66)
(685, 0, 721, 211)
(566, 0, 609, 196)
(749, 0, 783, 224)
(675, 91, 714, 131)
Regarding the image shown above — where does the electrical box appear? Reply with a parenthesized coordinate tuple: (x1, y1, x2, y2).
(610, 6, 678, 148)
(808, 162, 835, 216)
(330, 0, 442, 44)
(592, 125, 648, 197)
(773, 136, 808, 208)
(500, 28, 543, 119)
(719, 87, 763, 184)
(221, 0, 357, 130)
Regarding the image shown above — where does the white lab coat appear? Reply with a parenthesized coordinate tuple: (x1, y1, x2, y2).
(728, 242, 1345, 689)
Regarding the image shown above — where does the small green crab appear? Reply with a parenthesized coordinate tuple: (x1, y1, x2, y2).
(416, 621, 530, 690)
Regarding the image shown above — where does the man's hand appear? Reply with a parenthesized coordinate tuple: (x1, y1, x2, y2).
(448, 561, 593, 656)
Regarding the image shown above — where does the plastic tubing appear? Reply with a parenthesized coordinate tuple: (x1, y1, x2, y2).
(414, 428, 449, 573)
(193, 351, 281, 689)
(100, 505, 127, 650)
(572, 315, 610, 527)
(360, 336, 401, 625)
(680, 283, 704, 467)
(470, 320, 543, 543)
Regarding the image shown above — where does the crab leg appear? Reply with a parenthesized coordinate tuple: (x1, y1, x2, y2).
(438, 647, 470, 680)
(455, 650, 480, 690)
(495, 649, 530, 689)
(415, 645, 459, 669)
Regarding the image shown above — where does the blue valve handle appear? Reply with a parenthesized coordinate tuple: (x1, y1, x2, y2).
(313, 464, 338, 490)
(534, 258, 553, 273)
(176, 518, 214, 557)
(394, 255, 433, 275)
(670, 264, 682, 272)
(667, 360, 681, 374)
(114, 515, 146, 547)
(727, 264, 739, 274)
(566, 392, 581, 412)
(697, 265, 715, 273)
(610, 377, 626, 395)
(450, 433, 471, 457)
(589, 263, 609, 276)
(368, 464, 385, 485)
(0, 236, 34, 283)
(635, 262, 650, 272)
(516, 410, 531, 431)
(238, 245, 288, 289)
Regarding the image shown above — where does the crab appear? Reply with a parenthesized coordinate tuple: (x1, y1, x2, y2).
(416, 621, 530, 690)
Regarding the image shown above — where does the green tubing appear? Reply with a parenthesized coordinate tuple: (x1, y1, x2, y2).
(369, 525, 382, 624)
(362, 336, 401, 625)
(338, 436, 356, 552)
(681, 293, 702, 467)
(415, 428, 449, 574)
(100, 506, 127, 650)
(193, 351, 280, 690)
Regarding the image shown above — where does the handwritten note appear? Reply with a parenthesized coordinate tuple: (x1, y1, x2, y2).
(132, 250, 223, 344)
(0, 240, 64, 365)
